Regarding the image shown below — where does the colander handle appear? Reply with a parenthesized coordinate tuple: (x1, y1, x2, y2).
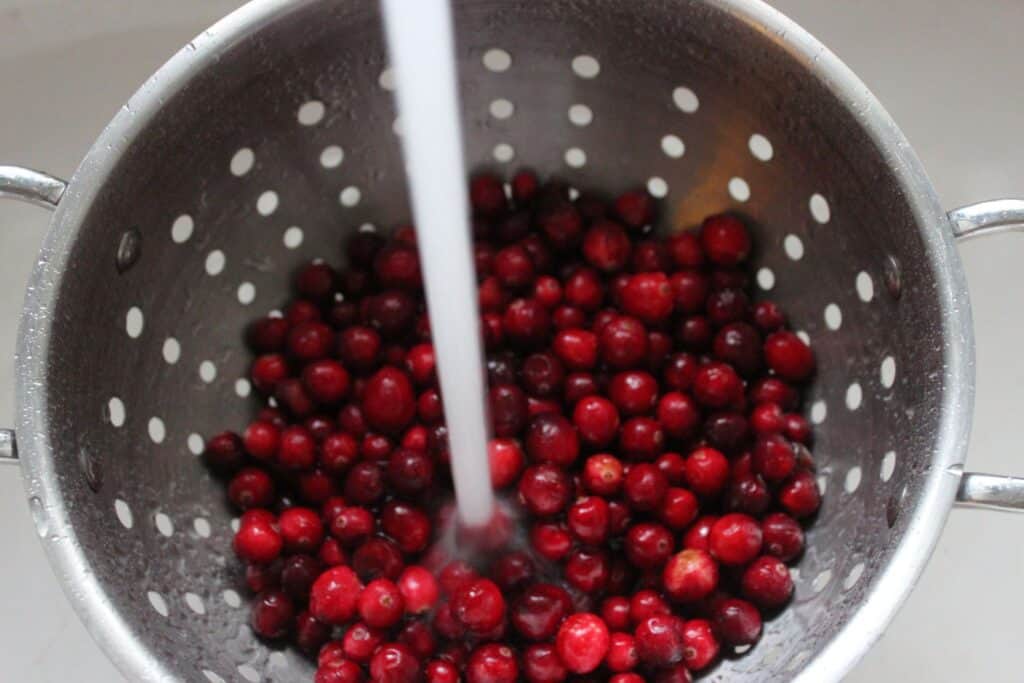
(0, 165, 66, 209)
(948, 199, 1024, 511)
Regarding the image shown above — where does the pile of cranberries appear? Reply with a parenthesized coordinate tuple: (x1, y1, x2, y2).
(204, 171, 821, 682)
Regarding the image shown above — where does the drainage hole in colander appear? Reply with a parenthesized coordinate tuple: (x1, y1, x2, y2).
(880, 355, 896, 388)
(568, 104, 593, 126)
(237, 282, 256, 306)
(339, 186, 362, 207)
(856, 271, 874, 302)
(146, 590, 168, 617)
(235, 378, 252, 398)
(881, 450, 897, 482)
(170, 214, 194, 243)
(230, 517, 240, 533)
(204, 250, 225, 276)
(672, 85, 699, 113)
(812, 569, 832, 593)
(647, 177, 668, 198)
(810, 399, 827, 424)
(319, 145, 344, 169)
(816, 474, 828, 495)
(843, 562, 865, 590)
(187, 433, 204, 455)
(237, 664, 260, 682)
(748, 133, 773, 161)
(154, 512, 173, 537)
(223, 589, 242, 608)
(564, 147, 586, 168)
(297, 100, 325, 126)
(199, 360, 217, 383)
(194, 517, 212, 538)
(824, 303, 842, 330)
(810, 193, 831, 224)
(202, 671, 226, 683)
(795, 330, 810, 345)
(571, 54, 600, 78)
(229, 148, 254, 176)
(482, 48, 511, 73)
(845, 382, 862, 410)
(492, 143, 515, 163)
(283, 226, 304, 249)
(125, 307, 144, 338)
(661, 134, 685, 158)
(844, 466, 862, 494)
(728, 177, 750, 202)
(784, 234, 804, 260)
(162, 337, 181, 365)
(756, 267, 775, 291)
(257, 190, 279, 216)
(148, 417, 166, 444)
(378, 67, 395, 90)
(106, 397, 126, 427)
(185, 592, 206, 615)
(489, 98, 514, 119)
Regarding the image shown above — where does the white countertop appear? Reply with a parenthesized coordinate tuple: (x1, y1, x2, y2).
(0, 1, 1020, 681)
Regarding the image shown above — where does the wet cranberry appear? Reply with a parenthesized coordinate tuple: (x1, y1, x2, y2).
(750, 401, 785, 434)
(704, 413, 749, 453)
(785, 413, 812, 444)
(761, 512, 805, 561)
(487, 438, 524, 489)
(425, 660, 459, 683)
(395, 566, 439, 615)
(251, 354, 289, 395)
(358, 578, 405, 629)
(624, 463, 668, 511)
(525, 414, 579, 467)
(287, 322, 334, 362)
(619, 417, 665, 460)
(655, 664, 694, 683)
(330, 505, 374, 545)
(629, 589, 670, 624)
(352, 536, 405, 582)
(451, 578, 506, 633)
(611, 675, 646, 683)
(726, 473, 771, 516)
(764, 331, 815, 382)
(504, 298, 551, 348)
(565, 547, 610, 592)
(396, 620, 436, 660)
(635, 615, 685, 668)
(571, 396, 620, 449)
(278, 507, 324, 553)
(278, 425, 316, 470)
(682, 516, 718, 552)
(522, 351, 565, 397)
(337, 326, 381, 372)
(556, 613, 610, 674)
(295, 262, 337, 301)
(625, 523, 674, 569)
(467, 644, 518, 683)
(287, 300, 322, 325)
(374, 243, 422, 291)
(470, 173, 506, 216)
(315, 658, 365, 683)
(511, 583, 572, 641)
(562, 267, 603, 312)
(369, 643, 420, 683)
(600, 316, 649, 369)
(578, 454, 621, 497)
(741, 555, 793, 608)
(709, 514, 763, 566)
(530, 522, 572, 561)
(662, 353, 698, 392)
(550, 328, 598, 370)
(666, 231, 704, 268)
(608, 371, 658, 416)
(203, 431, 245, 473)
(539, 201, 583, 251)
(621, 273, 674, 324)
(632, 240, 671, 272)
(660, 487, 699, 530)
(492, 551, 535, 591)
(583, 220, 631, 272)
(710, 597, 762, 646)
(706, 288, 749, 327)
(251, 590, 294, 639)
(343, 462, 384, 505)
(489, 383, 528, 438)
(523, 643, 568, 683)
(234, 517, 283, 565)
(663, 549, 718, 602)
(693, 362, 743, 408)
(342, 622, 386, 664)
(656, 452, 687, 486)
(753, 300, 786, 331)
(713, 322, 762, 377)
(533, 276, 563, 309)
(387, 448, 434, 495)
(310, 566, 362, 625)
(338, 403, 368, 436)
(701, 214, 750, 266)
(657, 392, 700, 440)
(615, 190, 656, 229)
(779, 470, 821, 518)
(605, 631, 639, 672)
(676, 315, 713, 351)
(438, 560, 479, 596)
(228, 468, 275, 510)
(381, 501, 431, 554)
(668, 270, 709, 314)
(751, 433, 796, 483)
(494, 245, 536, 288)
(244, 420, 281, 461)
(684, 447, 729, 497)
(362, 366, 415, 433)
(249, 316, 290, 352)
(568, 496, 611, 545)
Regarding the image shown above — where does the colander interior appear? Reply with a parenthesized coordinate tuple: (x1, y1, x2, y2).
(22, 1, 952, 681)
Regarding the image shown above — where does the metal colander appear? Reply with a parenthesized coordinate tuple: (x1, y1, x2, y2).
(2, 0, 1023, 681)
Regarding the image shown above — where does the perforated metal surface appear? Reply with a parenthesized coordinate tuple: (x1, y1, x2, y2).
(14, 1, 972, 681)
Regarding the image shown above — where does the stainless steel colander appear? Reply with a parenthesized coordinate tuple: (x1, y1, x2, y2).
(2, 0, 1023, 681)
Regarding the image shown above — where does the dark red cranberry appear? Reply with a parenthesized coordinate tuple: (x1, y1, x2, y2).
(749, 377, 798, 410)
(251, 354, 289, 394)
(280, 554, 322, 600)
(417, 388, 444, 424)
(381, 501, 431, 554)
(662, 353, 698, 392)
(374, 243, 422, 291)
(533, 276, 563, 308)
(563, 372, 597, 405)
(329, 300, 359, 328)
(320, 537, 347, 566)
(657, 392, 700, 440)
(251, 590, 294, 639)
(338, 326, 382, 372)
(522, 351, 565, 397)
(676, 315, 713, 351)
(479, 276, 509, 312)
(668, 270, 709, 314)
(287, 322, 334, 362)
(563, 267, 604, 311)
(228, 468, 275, 510)
(660, 487, 699, 530)
(295, 262, 337, 301)
(784, 413, 812, 444)
(713, 322, 762, 377)
(329, 506, 374, 545)
(470, 173, 506, 216)
(630, 589, 671, 624)
(451, 578, 505, 633)
(704, 412, 749, 453)
(753, 300, 786, 331)
(487, 383, 527, 438)
(656, 452, 687, 486)
(614, 190, 656, 230)
(360, 432, 393, 462)
(523, 643, 568, 683)
(387, 448, 434, 495)
(537, 201, 583, 251)
(276, 377, 316, 418)
(525, 414, 579, 467)
(705, 288, 749, 327)
(741, 555, 793, 608)
(492, 245, 535, 289)
(726, 473, 771, 516)
(395, 620, 436, 660)
(683, 515, 718, 552)
(400, 344, 435, 387)
(625, 522, 674, 569)
(244, 420, 281, 461)
(565, 547, 610, 592)
(551, 328, 598, 370)
(619, 417, 665, 460)
(582, 453, 624, 495)
(701, 214, 751, 266)
(634, 615, 685, 668)
(364, 290, 417, 338)
(286, 299, 322, 325)
(556, 613, 610, 674)
(503, 298, 551, 348)
(779, 470, 821, 518)
(530, 522, 572, 561)
(764, 331, 815, 382)
(620, 273, 673, 325)
(245, 560, 282, 593)
(710, 596, 762, 646)
(203, 431, 245, 473)
(338, 403, 368, 437)
(664, 231, 703, 268)
(583, 219, 632, 272)
(752, 434, 797, 483)
(632, 239, 672, 272)
(511, 169, 539, 203)
(305, 415, 337, 441)
(361, 366, 415, 434)
(552, 305, 585, 330)
(294, 610, 330, 654)
(663, 549, 718, 602)
(693, 362, 743, 408)
(709, 514, 763, 566)
(608, 500, 632, 535)
(608, 371, 658, 416)
(249, 316, 290, 352)
(761, 512, 805, 561)
(234, 517, 283, 564)
(568, 496, 611, 545)
(343, 462, 385, 505)
(492, 551, 535, 591)
(278, 425, 316, 470)
(573, 397, 620, 448)
(320, 432, 359, 473)
(279, 507, 324, 553)
(352, 536, 405, 582)
(600, 316, 649, 369)
(495, 210, 532, 243)
(624, 463, 668, 511)
(511, 583, 572, 641)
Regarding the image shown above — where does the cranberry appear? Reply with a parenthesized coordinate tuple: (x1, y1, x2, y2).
(287, 322, 334, 362)
(753, 300, 786, 332)
(668, 270, 709, 314)
(779, 470, 821, 518)
(666, 232, 704, 268)
(623, 463, 667, 511)
(338, 403, 368, 436)
(494, 244, 536, 288)
(710, 596, 762, 646)
(489, 383, 528, 437)
(784, 413, 812, 444)
(396, 620, 436, 660)
(369, 643, 420, 683)
(581, 220, 629, 273)
(294, 609, 330, 654)
(228, 468, 275, 510)
(614, 190, 655, 229)
(565, 547, 610, 592)
(573, 396, 620, 447)
(329, 505, 374, 545)
(451, 578, 506, 633)
(287, 299, 322, 325)
(682, 515, 717, 553)
(249, 316, 290, 352)
(251, 354, 289, 394)
(425, 659, 460, 683)
(496, 211, 532, 243)
(553, 305, 586, 329)
(511, 583, 572, 641)
(684, 447, 729, 497)
(568, 496, 611, 545)
(751, 433, 797, 483)
(677, 618, 719, 671)
(608, 500, 632, 535)
(352, 536, 405, 581)
(381, 501, 432, 554)
(551, 328, 598, 370)
(243, 420, 281, 461)
(582, 453, 624, 495)
(518, 464, 571, 516)
(276, 378, 316, 417)
(750, 401, 785, 434)
(319, 538, 347, 567)
(493, 551, 535, 591)
(663, 549, 718, 602)
(600, 316, 649, 369)
(467, 644, 518, 683)
(656, 452, 687, 485)
(343, 462, 384, 505)
(530, 522, 572, 561)
(563, 267, 604, 312)
(660, 487, 699, 530)
(234, 517, 283, 564)
(470, 173, 506, 215)
(310, 566, 362, 625)
(656, 392, 700, 440)
(605, 632, 639, 672)
(337, 326, 381, 372)
(608, 371, 658, 416)
(598, 597, 630, 632)
(538, 201, 583, 251)
(724, 473, 769, 515)
(762, 512, 805, 561)
(387, 448, 434, 495)
(277, 507, 323, 553)
(357, 578, 405, 628)
(533, 275, 563, 308)
(203, 431, 245, 473)
(556, 613, 610, 674)
(676, 315, 713, 351)
(523, 643, 568, 683)
(524, 413, 579, 466)
(611, 675, 646, 683)
(487, 438, 524, 489)
(374, 243, 422, 291)
(713, 322, 762, 377)
(740, 555, 793, 608)
(504, 298, 551, 348)
(704, 412, 750, 453)
(295, 262, 337, 301)
(342, 622, 386, 662)
(626, 523, 674, 569)
(693, 362, 743, 408)
(709, 513, 763, 566)
(251, 590, 294, 639)
(764, 331, 815, 382)
(246, 559, 282, 593)
(315, 658, 365, 683)
(655, 664, 694, 683)
(618, 417, 665, 460)
(362, 366, 415, 433)
(621, 274, 674, 325)
(634, 615, 685, 667)
(701, 214, 751, 265)
(522, 351, 565, 397)
(630, 589, 671, 624)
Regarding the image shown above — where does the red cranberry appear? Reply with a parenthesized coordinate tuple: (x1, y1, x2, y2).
(753, 300, 786, 331)
(244, 420, 281, 461)
(278, 507, 324, 553)
(320, 538, 347, 566)
(624, 463, 668, 511)
(438, 560, 479, 596)
(496, 210, 532, 243)
(387, 448, 434, 495)
(249, 316, 289, 352)
(625, 522, 674, 569)
(618, 417, 665, 460)
(489, 383, 528, 437)
(295, 262, 337, 301)
(741, 555, 793, 608)
(234, 518, 283, 564)
(344, 462, 385, 505)
(630, 589, 671, 624)
(752, 434, 797, 483)
(657, 392, 700, 440)
(750, 401, 785, 434)
(310, 566, 362, 625)
(678, 618, 719, 671)
(203, 431, 245, 473)
(287, 299, 322, 325)
(661, 355, 697, 393)
(492, 551, 535, 591)
(701, 214, 751, 265)
(451, 578, 506, 633)
(401, 344, 436, 387)
(358, 578, 405, 628)
(676, 315, 713, 351)
(494, 245, 536, 288)
(684, 447, 729, 497)
(704, 412, 750, 453)
(352, 536, 405, 581)
(287, 322, 334, 362)
(295, 609, 330, 654)
(600, 316, 649, 369)
(276, 377, 316, 417)
(615, 190, 656, 229)
(655, 664, 694, 683)
(338, 403, 368, 436)
(608, 500, 632, 535)
(374, 243, 422, 291)
(573, 396, 620, 448)
(669, 270, 710, 314)
(315, 658, 365, 683)
(784, 413, 812, 444)
(509, 169, 539, 204)
(470, 173, 506, 216)
(369, 643, 420, 683)
(632, 239, 672, 272)
(660, 487, 699, 530)
(425, 660, 459, 683)
(395, 566, 439, 615)
(725, 473, 771, 516)
(611, 675, 646, 683)
(511, 583, 572, 641)
(305, 415, 337, 441)
(621, 273, 674, 325)
(663, 549, 718, 602)
(713, 322, 762, 377)
(467, 644, 518, 683)
(530, 522, 572, 561)
(709, 514, 763, 566)
(710, 596, 762, 646)
(563, 267, 604, 312)
(278, 426, 316, 470)
(601, 597, 632, 631)
(228, 468, 275, 510)
(479, 276, 509, 312)
(761, 512, 805, 561)
(552, 305, 585, 330)
(330, 505, 375, 545)
(683, 515, 718, 552)
(583, 220, 631, 273)
(666, 232, 704, 268)
(556, 613, 610, 674)
(693, 362, 743, 408)
(251, 354, 289, 394)
(381, 501, 431, 554)
(396, 620, 436, 660)
(538, 201, 583, 251)
(523, 643, 568, 683)
(488, 438, 525, 489)
(522, 352, 565, 397)
(251, 590, 294, 639)
(605, 632, 639, 672)
(245, 560, 282, 593)
(552, 328, 598, 370)
(565, 547, 610, 592)
(764, 331, 815, 382)
(533, 275, 563, 308)
(568, 496, 611, 545)
(582, 453, 624, 495)
(634, 615, 685, 668)
(525, 414, 579, 466)
(503, 298, 552, 348)
(656, 452, 687, 486)
(705, 288, 749, 327)
(364, 290, 417, 338)
(362, 366, 415, 433)
(608, 371, 658, 416)
(779, 470, 821, 518)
